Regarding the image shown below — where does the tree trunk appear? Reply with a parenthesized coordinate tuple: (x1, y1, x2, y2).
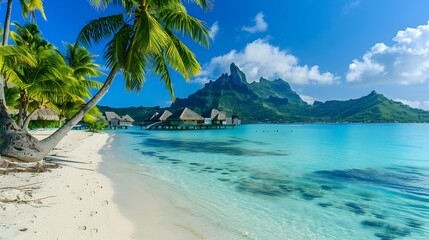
(0, 99, 48, 162)
(22, 98, 30, 127)
(39, 67, 120, 157)
(1, 67, 119, 162)
(2, 0, 13, 46)
(0, 0, 13, 106)
(22, 108, 38, 132)
(17, 92, 27, 127)
(0, 78, 5, 105)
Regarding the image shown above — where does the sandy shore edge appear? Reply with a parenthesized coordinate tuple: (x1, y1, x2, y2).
(0, 130, 134, 240)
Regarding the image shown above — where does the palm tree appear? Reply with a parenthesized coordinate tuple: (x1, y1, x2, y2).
(1, 0, 46, 108)
(5, 23, 72, 129)
(2, 0, 46, 46)
(0, 0, 212, 162)
(51, 43, 103, 127)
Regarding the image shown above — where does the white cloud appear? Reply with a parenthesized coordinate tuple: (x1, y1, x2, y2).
(394, 98, 429, 110)
(195, 39, 339, 84)
(347, 21, 429, 85)
(343, 0, 361, 14)
(209, 21, 219, 39)
(242, 12, 268, 34)
(299, 94, 316, 105)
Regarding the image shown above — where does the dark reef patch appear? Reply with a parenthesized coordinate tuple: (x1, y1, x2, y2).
(345, 202, 366, 215)
(143, 138, 287, 156)
(362, 220, 411, 239)
(318, 202, 333, 208)
(405, 218, 423, 229)
(313, 167, 429, 198)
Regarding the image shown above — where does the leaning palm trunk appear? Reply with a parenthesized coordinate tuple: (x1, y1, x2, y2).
(0, 99, 48, 162)
(0, 67, 119, 162)
(22, 108, 38, 131)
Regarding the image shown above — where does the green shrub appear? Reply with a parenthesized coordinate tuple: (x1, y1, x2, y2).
(88, 119, 106, 132)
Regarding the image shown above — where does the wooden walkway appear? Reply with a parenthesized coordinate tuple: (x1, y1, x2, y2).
(141, 122, 237, 130)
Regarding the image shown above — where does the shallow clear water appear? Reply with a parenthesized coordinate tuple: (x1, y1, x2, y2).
(110, 124, 429, 240)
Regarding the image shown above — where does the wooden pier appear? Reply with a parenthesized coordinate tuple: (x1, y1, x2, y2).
(136, 122, 237, 130)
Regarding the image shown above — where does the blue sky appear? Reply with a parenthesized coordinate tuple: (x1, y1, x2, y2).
(3, 0, 429, 109)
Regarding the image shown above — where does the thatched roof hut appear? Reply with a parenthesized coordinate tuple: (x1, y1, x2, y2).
(104, 111, 121, 121)
(30, 109, 60, 121)
(210, 109, 226, 121)
(121, 114, 135, 122)
(153, 110, 172, 121)
(169, 107, 204, 121)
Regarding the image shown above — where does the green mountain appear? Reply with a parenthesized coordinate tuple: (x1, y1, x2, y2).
(310, 91, 429, 123)
(100, 63, 429, 123)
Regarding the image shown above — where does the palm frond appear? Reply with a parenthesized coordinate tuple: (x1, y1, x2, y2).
(76, 14, 126, 47)
(0, 45, 37, 66)
(158, 5, 211, 47)
(165, 30, 201, 79)
(152, 53, 175, 100)
(19, 0, 47, 20)
(89, 0, 137, 11)
(104, 23, 133, 69)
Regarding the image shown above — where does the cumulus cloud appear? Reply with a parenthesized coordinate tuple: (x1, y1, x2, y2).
(195, 39, 339, 84)
(347, 21, 429, 85)
(394, 99, 429, 110)
(242, 12, 268, 33)
(209, 21, 219, 39)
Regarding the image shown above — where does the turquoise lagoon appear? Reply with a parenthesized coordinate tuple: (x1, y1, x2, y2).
(104, 124, 429, 240)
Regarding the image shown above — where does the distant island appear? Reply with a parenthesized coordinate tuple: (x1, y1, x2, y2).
(99, 63, 429, 123)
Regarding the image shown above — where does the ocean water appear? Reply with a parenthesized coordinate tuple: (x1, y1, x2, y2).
(106, 124, 429, 240)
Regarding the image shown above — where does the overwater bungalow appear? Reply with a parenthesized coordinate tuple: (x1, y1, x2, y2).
(103, 111, 135, 129)
(206, 109, 226, 125)
(145, 107, 240, 130)
(104, 111, 121, 127)
(168, 107, 204, 126)
(120, 114, 135, 127)
(232, 115, 241, 125)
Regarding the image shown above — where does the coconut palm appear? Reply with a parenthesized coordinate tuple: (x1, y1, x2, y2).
(0, 0, 212, 162)
(5, 23, 73, 129)
(1, 0, 47, 108)
(51, 43, 103, 127)
(2, 0, 46, 46)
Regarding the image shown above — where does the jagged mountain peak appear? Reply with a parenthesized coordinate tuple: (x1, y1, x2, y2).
(167, 63, 429, 123)
(229, 63, 247, 86)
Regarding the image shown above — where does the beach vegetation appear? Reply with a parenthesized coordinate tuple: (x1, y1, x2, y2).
(88, 118, 107, 133)
(0, 0, 212, 162)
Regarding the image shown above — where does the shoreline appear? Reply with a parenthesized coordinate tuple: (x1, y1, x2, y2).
(100, 133, 216, 240)
(0, 130, 133, 240)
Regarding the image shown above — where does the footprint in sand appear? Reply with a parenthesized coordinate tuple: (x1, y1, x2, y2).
(90, 211, 97, 217)
(78, 226, 87, 231)
(90, 228, 98, 235)
(101, 200, 109, 206)
(76, 197, 82, 201)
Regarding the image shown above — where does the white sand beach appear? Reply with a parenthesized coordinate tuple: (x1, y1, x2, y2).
(0, 130, 134, 240)
(0, 130, 220, 240)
